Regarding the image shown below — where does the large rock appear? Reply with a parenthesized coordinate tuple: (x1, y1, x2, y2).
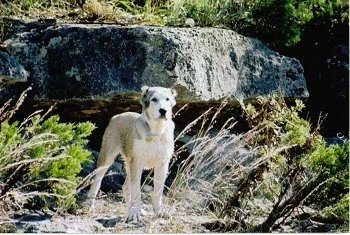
(2, 21, 308, 103)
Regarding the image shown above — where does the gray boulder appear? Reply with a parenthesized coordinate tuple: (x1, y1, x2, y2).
(2, 22, 308, 102)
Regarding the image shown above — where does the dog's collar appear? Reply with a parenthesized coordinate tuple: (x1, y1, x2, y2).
(143, 119, 159, 142)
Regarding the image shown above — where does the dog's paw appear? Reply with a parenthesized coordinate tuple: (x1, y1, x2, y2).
(84, 197, 94, 206)
(126, 206, 147, 223)
(155, 209, 171, 219)
(83, 197, 96, 209)
(153, 204, 171, 219)
(78, 198, 96, 214)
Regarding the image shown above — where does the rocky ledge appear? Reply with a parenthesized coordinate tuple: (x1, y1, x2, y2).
(1, 20, 308, 102)
(0, 20, 309, 144)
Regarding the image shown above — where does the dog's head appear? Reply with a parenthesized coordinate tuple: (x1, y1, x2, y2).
(140, 86, 177, 121)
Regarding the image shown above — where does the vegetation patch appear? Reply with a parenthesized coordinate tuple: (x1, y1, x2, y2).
(0, 0, 348, 231)
(0, 88, 348, 232)
(167, 95, 349, 232)
(0, 87, 96, 213)
(0, 0, 348, 49)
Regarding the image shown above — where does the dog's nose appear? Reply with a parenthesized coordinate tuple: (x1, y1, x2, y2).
(159, 108, 167, 116)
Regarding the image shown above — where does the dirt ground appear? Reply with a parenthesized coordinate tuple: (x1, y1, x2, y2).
(3, 192, 214, 233)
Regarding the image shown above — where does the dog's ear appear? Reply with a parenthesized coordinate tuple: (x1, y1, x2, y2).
(140, 86, 150, 107)
(170, 88, 177, 98)
(141, 86, 150, 94)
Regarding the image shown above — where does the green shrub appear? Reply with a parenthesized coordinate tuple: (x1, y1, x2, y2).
(240, 0, 348, 49)
(242, 95, 349, 231)
(323, 193, 349, 232)
(165, 0, 348, 49)
(169, 94, 349, 232)
(0, 89, 95, 211)
(303, 140, 349, 213)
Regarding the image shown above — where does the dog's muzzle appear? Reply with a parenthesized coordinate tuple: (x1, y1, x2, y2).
(159, 108, 167, 118)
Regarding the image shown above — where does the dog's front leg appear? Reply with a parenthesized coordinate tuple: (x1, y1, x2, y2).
(152, 162, 168, 214)
(127, 158, 143, 221)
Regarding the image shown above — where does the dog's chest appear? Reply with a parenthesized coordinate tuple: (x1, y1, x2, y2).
(133, 136, 173, 169)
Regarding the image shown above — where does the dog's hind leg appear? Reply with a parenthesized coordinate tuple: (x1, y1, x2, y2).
(122, 161, 131, 208)
(86, 134, 120, 206)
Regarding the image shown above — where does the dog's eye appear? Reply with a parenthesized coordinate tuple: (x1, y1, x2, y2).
(166, 98, 169, 101)
(151, 97, 158, 102)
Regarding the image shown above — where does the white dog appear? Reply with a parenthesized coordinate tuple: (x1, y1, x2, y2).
(87, 86, 177, 221)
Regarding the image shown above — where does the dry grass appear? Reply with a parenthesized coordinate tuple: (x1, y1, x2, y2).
(1, 93, 346, 232)
(168, 100, 256, 216)
(2, 191, 215, 233)
(0, 0, 164, 32)
(70, 99, 281, 232)
(83, 0, 115, 20)
(72, 192, 212, 233)
(62, 100, 248, 232)
(73, 99, 287, 232)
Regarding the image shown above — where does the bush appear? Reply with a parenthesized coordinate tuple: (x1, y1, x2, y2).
(1, 0, 347, 50)
(166, 0, 348, 49)
(241, 0, 348, 49)
(168, 94, 349, 232)
(323, 194, 349, 225)
(0, 88, 96, 212)
(304, 140, 349, 212)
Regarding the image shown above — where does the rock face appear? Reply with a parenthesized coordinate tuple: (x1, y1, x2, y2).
(2, 21, 308, 102)
(0, 51, 29, 87)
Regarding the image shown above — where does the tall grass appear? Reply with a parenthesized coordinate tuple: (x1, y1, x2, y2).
(166, 95, 349, 232)
(167, 99, 284, 224)
(0, 88, 347, 232)
(166, 0, 251, 27)
(0, 0, 248, 27)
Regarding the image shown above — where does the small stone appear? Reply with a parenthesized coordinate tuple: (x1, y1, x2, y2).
(185, 18, 195, 27)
